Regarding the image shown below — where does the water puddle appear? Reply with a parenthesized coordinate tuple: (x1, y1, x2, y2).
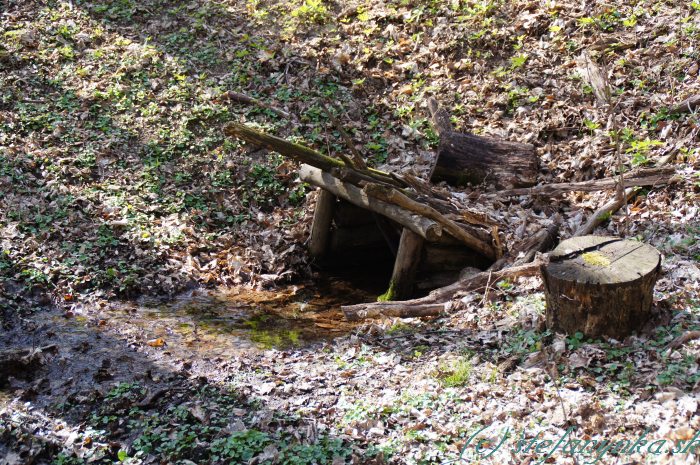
(102, 273, 386, 355)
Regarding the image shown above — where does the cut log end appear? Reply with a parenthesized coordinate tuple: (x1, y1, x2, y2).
(542, 235, 661, 339)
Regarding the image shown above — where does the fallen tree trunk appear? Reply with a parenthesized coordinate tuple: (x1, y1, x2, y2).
(299, 165, 443, 242)
(342, 259, 544, 320)
(427, 98, 538, 188)
(495, 166, 675, 197)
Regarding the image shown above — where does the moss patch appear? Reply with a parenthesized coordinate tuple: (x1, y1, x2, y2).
(581, 251, 611, 267)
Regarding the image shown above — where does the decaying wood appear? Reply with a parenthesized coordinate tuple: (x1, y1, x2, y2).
(362, 183, 498, 260)
(427, 97, 453, 136)
(299, 165, 443, 242)
(542, 236, 661, 339)
(308, 189, 336, 258)
(496, 166, 675, 197)
(342, 259, 544, 320)
(381, 228, 424, 300)
(427, 98, 538, 188)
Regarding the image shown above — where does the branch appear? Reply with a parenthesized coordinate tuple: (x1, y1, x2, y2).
(495, 167, 675, 197)
(362, 183, 498, 259)
(342, 259, 544, 320)
(224, 123, 400, 187)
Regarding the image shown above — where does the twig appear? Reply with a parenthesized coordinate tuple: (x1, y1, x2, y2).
(671, 95, 700, 115)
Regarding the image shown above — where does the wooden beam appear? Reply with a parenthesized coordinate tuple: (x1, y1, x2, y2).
(379, 229, 424, 301)
(308, 189, 336, 258)
(299, 164, 443, 242)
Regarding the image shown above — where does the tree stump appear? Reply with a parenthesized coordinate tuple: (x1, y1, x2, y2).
(542, 236, 662, 339)
(427, 98, 538, 188)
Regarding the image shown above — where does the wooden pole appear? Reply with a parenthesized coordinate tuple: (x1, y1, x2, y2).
(379, 228, 424, 301)
(308, 189, 336, 258)
(299, 164, 443, 242)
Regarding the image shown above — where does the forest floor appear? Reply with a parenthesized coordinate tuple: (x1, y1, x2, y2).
(1, 0, 700, 463)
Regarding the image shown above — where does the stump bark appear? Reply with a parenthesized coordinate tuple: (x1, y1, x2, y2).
(542, 235, 661, 339)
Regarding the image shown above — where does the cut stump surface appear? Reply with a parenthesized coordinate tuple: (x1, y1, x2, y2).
(542, 235, 661, 339)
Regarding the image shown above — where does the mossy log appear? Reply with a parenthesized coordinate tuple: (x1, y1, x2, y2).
(542, 235, 661, 339)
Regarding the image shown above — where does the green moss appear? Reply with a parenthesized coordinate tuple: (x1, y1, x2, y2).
(377, 280, 397, 301)
(581, 251, 611, 267)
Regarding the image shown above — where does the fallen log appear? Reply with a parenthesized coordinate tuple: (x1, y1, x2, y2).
(299, 165, 443, 242)
(427, 98, 538, 188)
(223, 122, 400, 187)
(362, 183, 498, 260)
(495, 166, 675, 197)
(342, 259, 544, 320)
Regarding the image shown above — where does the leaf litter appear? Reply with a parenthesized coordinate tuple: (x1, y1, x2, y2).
(1, 0, 700, 464)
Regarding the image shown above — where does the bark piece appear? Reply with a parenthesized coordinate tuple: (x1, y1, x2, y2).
(542, 235, 661, 339)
